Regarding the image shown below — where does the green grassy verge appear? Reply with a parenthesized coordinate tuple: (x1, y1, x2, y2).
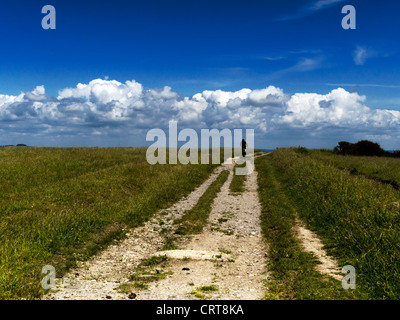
(267, 148, 400, 299)
(174, 170, 230, 235)
(255, 155, 359, 300)
(0, 147, 216, 300)
(306, 149, 400, 188)
(0, 147, 141, 201)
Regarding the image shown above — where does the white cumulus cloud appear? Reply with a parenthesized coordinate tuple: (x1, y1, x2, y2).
(1, 78, 400, 148)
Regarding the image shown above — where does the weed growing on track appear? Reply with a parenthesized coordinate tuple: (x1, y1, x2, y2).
(229, 162, 247, 194)
(121, 255, 172, 292)
(174, 170, 230, 235)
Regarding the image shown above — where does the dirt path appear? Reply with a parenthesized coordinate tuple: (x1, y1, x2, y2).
(43, 152, 341, 300)
(44, 155, 268, 300)
(137, 157, 268, 300)
(43, 166, 225, 300)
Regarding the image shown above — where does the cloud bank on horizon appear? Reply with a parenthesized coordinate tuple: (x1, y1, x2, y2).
(1, 78, 400, 149)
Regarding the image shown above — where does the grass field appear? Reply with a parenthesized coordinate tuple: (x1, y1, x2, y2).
(307, 149, 400, 188)
(256, 149, 400, 299)
(256, 155, 358, 300)
(3, 146, 400, 300)
(0, 147, 217, 299)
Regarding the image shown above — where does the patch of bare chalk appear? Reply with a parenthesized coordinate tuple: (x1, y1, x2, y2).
(292, 219, 342, 281)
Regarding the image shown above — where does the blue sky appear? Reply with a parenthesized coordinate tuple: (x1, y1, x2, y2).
(1, 0, 400, 149)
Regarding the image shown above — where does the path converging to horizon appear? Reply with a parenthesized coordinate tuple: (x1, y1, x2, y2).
(43, 153, 270, 300)
(43, 152, 341, 300)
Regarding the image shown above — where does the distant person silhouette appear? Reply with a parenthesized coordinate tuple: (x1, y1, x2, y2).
(241, 139, 247, 157)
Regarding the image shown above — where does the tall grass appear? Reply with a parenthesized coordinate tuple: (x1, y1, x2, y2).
(308, 149, 400, 188)
(255, 156, 358, 300)
(0, 147, 217, 299)
(269, 149, 400, 299)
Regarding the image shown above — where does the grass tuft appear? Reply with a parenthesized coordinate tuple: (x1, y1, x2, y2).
(174, 170, 230, 235)
(229, 162, 247, 194)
